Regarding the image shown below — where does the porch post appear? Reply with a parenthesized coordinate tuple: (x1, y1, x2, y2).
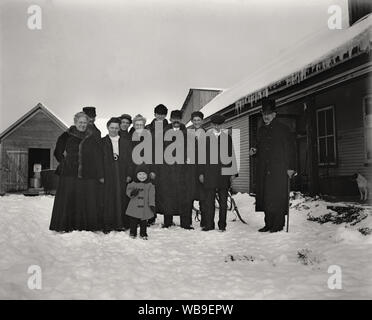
(305, 97, 319, 196)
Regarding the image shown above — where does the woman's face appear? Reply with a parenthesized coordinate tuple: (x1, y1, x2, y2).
(134, 120, 145, 131)
(120, 119, 131, 131)
(75, 117, 88, 132)
(107, 123, 120, 137)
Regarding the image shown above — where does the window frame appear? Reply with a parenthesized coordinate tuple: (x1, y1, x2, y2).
(316, 105, 337, 166)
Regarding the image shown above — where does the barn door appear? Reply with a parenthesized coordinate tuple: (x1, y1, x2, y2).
(5, 151, 28, 191)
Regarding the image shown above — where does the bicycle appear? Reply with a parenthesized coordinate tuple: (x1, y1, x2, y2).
(193, 188, 247, 224)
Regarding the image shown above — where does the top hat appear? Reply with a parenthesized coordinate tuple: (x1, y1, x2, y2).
(82, 106, 97, 118)
(210, 114, 225, 125)
(170, 110, 182, 120)
(261, 98, 276, 114)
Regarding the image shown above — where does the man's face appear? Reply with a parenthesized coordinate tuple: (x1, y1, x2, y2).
(192, 116, 203, 129)
(155, 113, 166, 121)
(262, 112, 276, 125)
(211, 123, 221, 132)
(171, 118, 181, 128)
(120, 119, 131, 131)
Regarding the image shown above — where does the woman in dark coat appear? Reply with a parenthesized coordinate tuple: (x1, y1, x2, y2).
(101, 117, 133, 232)
(50, 112, 104, 232)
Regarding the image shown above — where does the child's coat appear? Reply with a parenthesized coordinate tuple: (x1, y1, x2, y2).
(126, 182, 155, 220)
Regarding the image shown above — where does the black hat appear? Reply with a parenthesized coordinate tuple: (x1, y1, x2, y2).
(261, 98, 276, 114)
(154, 104, 168, 115)
(170, 110, 182, 120)
(134, 164, 150, 182)
(135, 164, 150, 175)
(106, 117, 121, 127)
(191, 111, 204, 120)
(210, 114, 225, 125)
(82, 106, 97, 118)
(120, 114, 132, 123)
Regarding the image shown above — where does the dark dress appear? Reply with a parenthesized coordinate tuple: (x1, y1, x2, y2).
(254, 118, 296, 230)
(101, 135, 133, 232)
(50, 126, 103, 232)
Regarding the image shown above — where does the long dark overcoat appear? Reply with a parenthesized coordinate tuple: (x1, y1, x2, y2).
(101, 135, 133, 231)
(50, 126, 103, 231)
(155, 123, 190, 216)
(255, 118, 296, 215)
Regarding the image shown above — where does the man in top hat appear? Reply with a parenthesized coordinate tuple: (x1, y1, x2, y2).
(199, 114, 238, 232)
(83, 106, 101, 139)
(119, 114, 135, 141)
(249, 98, 296, 233)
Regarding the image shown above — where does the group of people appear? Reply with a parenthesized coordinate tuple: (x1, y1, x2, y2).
(49, 104, 239, 239)
(50, 98, 296, 238)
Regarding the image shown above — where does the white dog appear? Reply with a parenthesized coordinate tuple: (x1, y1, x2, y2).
(353, 173, 368, 201)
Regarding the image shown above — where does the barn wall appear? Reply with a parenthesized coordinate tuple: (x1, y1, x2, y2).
(221, 115, 250, 193)
(1, 110, 65, 192)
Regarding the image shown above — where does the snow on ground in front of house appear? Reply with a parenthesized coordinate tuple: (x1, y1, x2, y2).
(0, 193, 371, 300)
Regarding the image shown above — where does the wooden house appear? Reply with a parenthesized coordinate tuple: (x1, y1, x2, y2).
(185, 10, 372, 197)
(0, 103, 68, 193)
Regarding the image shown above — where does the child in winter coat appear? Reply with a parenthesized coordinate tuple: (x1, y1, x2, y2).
(126, 165, 156, 239)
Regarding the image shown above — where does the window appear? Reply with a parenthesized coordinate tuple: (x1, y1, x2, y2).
(363, 95, 372, 163)
(316, 106, 337, 165)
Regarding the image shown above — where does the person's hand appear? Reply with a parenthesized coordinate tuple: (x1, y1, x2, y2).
(98, 178, 104, 184)
(130, 188, 139, 197)
(150, 172, 156, 180)
(126, 176, 132, 183)
(287, 170, 295, 178)
(249, 147, 257, 156)
(199, 174, 204, 184)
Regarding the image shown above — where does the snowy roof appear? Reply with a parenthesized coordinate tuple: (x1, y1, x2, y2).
(0, 103, 68, 141)
(201, 14, 372, 119)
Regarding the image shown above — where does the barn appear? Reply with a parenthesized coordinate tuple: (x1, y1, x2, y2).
(180, 88, 223, 124)
(0, 103, 68, 194)
(183, 9, 372, 198)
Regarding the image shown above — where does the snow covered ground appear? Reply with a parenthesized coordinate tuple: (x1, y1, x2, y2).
(0, 193, 371, 300)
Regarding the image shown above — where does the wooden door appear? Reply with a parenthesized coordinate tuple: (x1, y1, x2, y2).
(5, 151, 28, 191)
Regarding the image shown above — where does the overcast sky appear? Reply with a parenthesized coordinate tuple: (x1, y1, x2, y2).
(0, 0, 348, 132)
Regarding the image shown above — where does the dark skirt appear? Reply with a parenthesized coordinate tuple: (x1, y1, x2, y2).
(76, 178, 103, 231)
(50, 176, 103, 232)
(50, 176, 78, 232)
(102, 161, 124, 232)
